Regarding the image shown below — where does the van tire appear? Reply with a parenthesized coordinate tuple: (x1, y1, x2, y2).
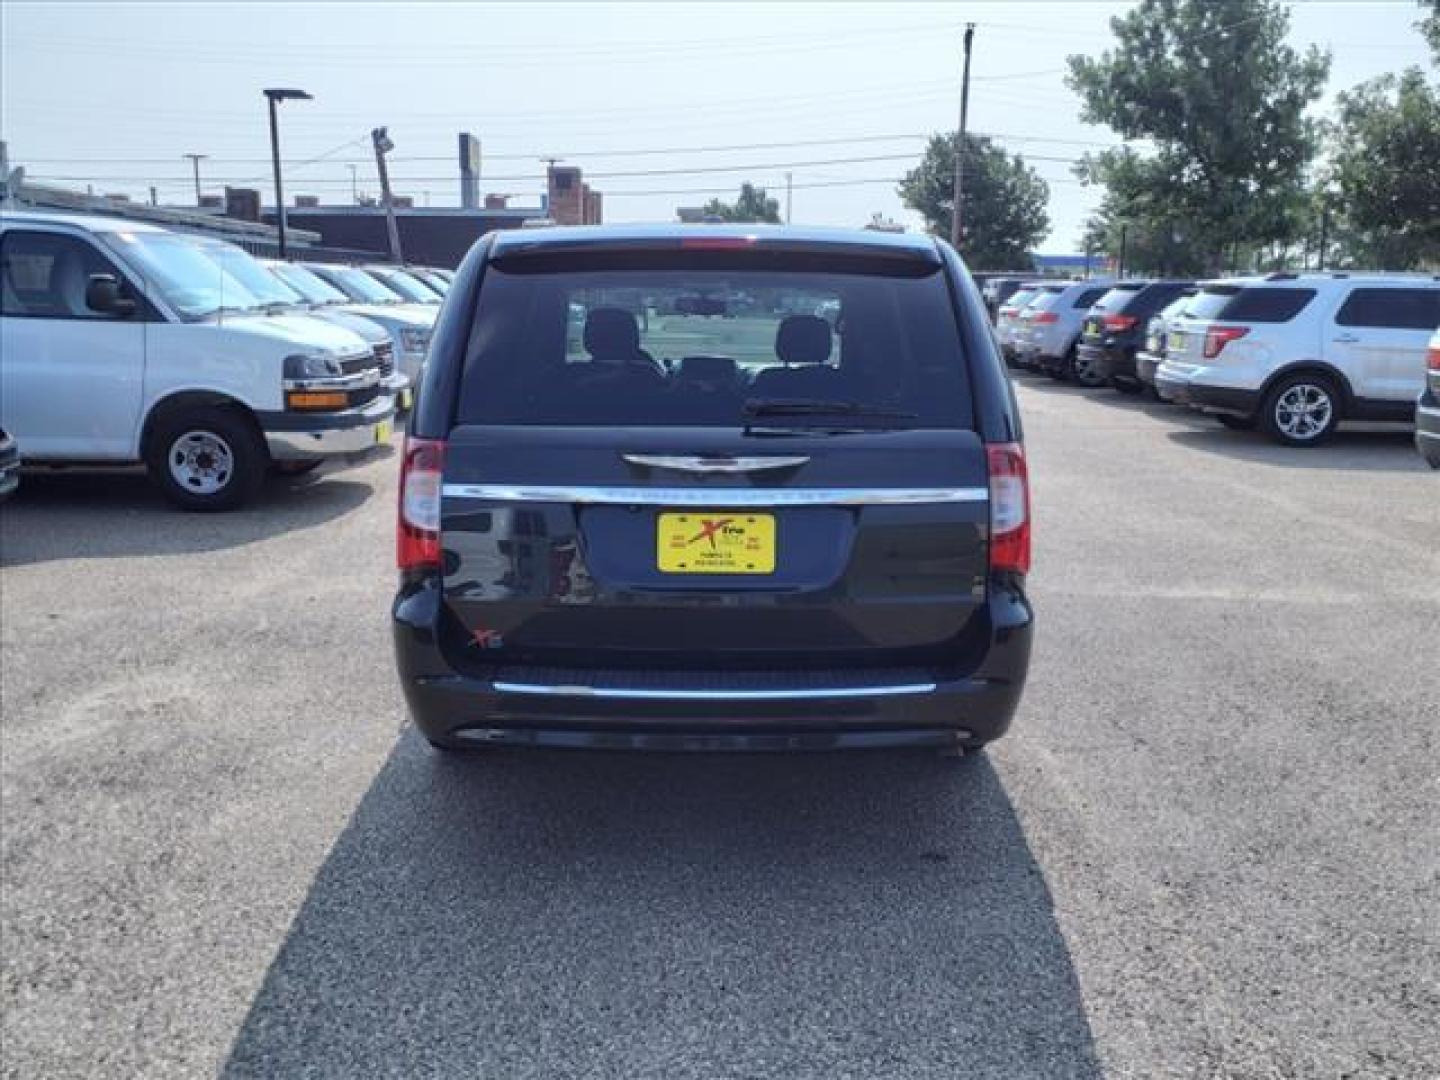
(144, 407, 267, 511)
(1260, 373, 1341, 447)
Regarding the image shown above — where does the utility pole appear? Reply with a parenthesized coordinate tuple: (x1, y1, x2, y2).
(949, 22, 976, 250)
(1118, 222, 1128, 278)
(149, 186, 158, 207)
(1317, 199, 1330, 272)
(348, 163, 359, 205)
(372, 126, 403, 263)
(785, 171, 793, 224)
(183, 153, 207, 205)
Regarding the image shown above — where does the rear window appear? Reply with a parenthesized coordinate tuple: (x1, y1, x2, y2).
(1093, 285, 1144, 312)
(1188, 285, 1314, 323)
(1003, 288, 1037, 310)
(1072, 287, 1109, 309)
(1335, 287, 1440, 330)
(1027, 288, 1064, 312)
(457, 258, 974, 429)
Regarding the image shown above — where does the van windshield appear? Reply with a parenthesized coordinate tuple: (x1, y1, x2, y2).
(271, 262, 350, 304)
(104, 231, 262, 319)
(457, 261, 974, 429)
(197, 243, 303, 307)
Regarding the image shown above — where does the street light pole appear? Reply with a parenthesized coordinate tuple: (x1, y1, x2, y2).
(183, 153, 207, 206)
(949, 22, 976, 251)
(262, 87, 312, 258)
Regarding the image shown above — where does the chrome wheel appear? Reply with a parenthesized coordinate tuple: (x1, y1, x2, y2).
(168, 430, 234, 494)
(1273, 384, 1333, 441)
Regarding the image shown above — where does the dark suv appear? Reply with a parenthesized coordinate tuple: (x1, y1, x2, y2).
(1075, 280, 1194, 389)
(393, 225, 1032, 754)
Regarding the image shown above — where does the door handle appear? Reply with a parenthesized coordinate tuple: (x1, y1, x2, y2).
(1332, 333, 1360, 344)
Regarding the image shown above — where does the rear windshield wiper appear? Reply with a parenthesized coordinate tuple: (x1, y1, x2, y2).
(742, 398, 918, 421)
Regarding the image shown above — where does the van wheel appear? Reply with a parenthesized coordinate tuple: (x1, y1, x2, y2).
(145, 407, 266, 511)
(1261, 374, 1340, 447)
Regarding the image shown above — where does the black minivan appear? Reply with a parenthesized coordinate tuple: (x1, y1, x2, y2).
(393, 225, 1032, 754)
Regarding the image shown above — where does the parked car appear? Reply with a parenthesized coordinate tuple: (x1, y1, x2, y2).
(264, 259, 433, 390)
(1134, 288, 1199, 395)
(408, 267, 451, 295)
(363, 265, 444, 304)
(1156, 274, 1440, 446)
(1017, 279, 1115, 377)
(0, 427, 18, 501)
(1414, 327, 1439, 468)
(1074, 280, 1194, 390)
(0, 212, 395, 510)
(394, 224, 1033, 754)
(983, 276, 1029, 322)
(994, 283, 1045, 364)
(183, 239, 411, 410)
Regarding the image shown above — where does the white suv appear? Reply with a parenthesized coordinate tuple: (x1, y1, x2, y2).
(1156, 274, 1440, 446)
(0, 211, 396, 509)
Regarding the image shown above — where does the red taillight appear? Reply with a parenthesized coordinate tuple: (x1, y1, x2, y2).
(1427, 346, 1440, 372)
(986, 442, 1031, 576)
(1203, 325, 1250, 359)
(398, 436, 445, 572)
(1033, 311, 1059, 325)
(1101, 314, 1138, 333)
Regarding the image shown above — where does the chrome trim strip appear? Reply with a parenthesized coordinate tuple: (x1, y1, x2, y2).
(621, 453, 811, 474)
(492, 681, 938, 701)
(441, 484, 988, 506)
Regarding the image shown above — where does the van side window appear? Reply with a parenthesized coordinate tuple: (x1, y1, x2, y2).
(0, 230, 130, 320)
(1334, 288, 1440, 331)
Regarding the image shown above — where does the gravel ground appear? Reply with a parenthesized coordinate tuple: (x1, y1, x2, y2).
(2, 381, 1437, 1079)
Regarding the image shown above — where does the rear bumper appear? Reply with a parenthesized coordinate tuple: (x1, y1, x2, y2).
(1081, 343, 1135, 382)
(1417, 395, 1440, 468)
(260, 394, 397, 461)
(1155, 373, 1259, 417)
(392, 581, 1033, 750)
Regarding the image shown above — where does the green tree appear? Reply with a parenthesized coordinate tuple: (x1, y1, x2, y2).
(702, 183, 781, 224)
(1067, 0, 1330, 272)
(1328, 68, 1440, 269)
(1420, 0, 1440, 61)
(897, 133, 1050, 269)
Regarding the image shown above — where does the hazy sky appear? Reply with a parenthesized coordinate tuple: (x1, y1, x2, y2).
(0, 1, 1429, 248)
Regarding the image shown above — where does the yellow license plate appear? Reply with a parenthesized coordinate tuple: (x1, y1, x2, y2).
(400, 388, 413, 410)
(1169, 332, 1184, 350)
(657, 512, 775, 574)
(374, 419, 392, 445)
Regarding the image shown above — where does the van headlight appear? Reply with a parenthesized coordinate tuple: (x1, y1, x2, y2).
(284, 352, 344, 379)
(398, 327, 430, 354)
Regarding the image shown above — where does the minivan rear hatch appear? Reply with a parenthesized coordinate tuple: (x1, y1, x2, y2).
(435, 243, 993, 673)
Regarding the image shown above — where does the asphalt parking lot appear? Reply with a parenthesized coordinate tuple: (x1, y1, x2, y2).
(2, 379, 1437, 1079)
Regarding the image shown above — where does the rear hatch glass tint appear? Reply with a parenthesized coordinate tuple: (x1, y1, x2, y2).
(457, 255, 974, 429)
(1093, 284, 1145, 312)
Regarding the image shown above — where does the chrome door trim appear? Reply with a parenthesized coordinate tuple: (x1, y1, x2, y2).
(441, 484, 988, 506)
(492, 681, 938, 701)
(621, 453, 811, 473)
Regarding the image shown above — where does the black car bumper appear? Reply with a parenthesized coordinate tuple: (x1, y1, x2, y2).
(1081, 343, 1136, 383)
(1155, 376, 1260, 418)
(1417, 393, 1440, 469)
(392, 580, 1033, 751)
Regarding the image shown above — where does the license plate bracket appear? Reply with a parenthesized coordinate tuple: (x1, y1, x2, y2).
(657, 511, 776, 574)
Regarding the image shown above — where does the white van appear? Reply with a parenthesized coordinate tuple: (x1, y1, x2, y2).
(1156, 274, 1440, 445)
(0, 211, 395, 509)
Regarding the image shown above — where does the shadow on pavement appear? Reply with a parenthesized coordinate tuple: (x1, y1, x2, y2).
(224, 735, 1101, 1080)
(1166, 427, 1422, 472)
(0, 468, 375, 566)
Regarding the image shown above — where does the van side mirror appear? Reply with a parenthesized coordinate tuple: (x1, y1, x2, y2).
(85, 274, 137, 317)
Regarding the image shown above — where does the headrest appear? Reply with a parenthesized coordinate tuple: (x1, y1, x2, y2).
(776, 315, 832, 365)
(583, 307, 640, 357)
